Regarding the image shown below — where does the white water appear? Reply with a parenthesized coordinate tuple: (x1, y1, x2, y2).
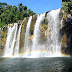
(30, 13, 45, 57)
(4, 9, 63, 57)
(4, 23, 18, 57)
(14, 24, 22, 56)
(24, 16, 32, 57)
(46, 9, 62, 57)
(61, 10, 64, 28)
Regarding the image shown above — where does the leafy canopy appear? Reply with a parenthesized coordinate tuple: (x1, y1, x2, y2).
(62, 0, 72, 13)
(0, 2, 36, 27)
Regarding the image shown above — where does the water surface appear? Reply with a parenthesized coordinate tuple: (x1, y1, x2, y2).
(0, 57, 72, 72)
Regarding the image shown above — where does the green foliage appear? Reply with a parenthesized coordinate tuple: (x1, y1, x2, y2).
(0, 2, 36, 27)
(62, 0, 72, 13)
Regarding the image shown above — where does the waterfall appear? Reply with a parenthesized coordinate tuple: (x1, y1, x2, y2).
(31, 13, 45, 57)
(3, 8, 63, 57)
(4, 23, 18, 57)
(61, 10, 64, 28)
(46, 9, 62, 57)
(14, 24, 22, 56)
(24, 16, 32, 57)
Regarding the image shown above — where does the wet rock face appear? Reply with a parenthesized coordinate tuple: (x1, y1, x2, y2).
(30, 14, 37, 35)
(60, 9, 72, 55)
(66, 34, 72, 55)
(18, 20, 23, 24)
(64, 23, 72, 55)
(61, 34, 67, 53)
(0, 27, 8, 56)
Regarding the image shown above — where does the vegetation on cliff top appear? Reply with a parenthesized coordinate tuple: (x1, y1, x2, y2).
(0, 2, 35, 27)
(62, 0, 72, 18)
(0, 1, 72, 27)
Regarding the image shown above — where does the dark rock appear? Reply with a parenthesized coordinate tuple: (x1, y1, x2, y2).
(18, 20, 23, 24)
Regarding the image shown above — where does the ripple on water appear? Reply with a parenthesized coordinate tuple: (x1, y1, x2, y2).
(0, 57, 72, 72)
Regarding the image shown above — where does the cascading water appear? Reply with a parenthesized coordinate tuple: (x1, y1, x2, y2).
(31, 13, 45, 57)
(61, 10, 64, 28)
(3, 8, 63, 57)
(4, 23, 18, 57)
(24, 16, 32, 57)
(46, 9, 62, 57)
(14, 23, 22, 56)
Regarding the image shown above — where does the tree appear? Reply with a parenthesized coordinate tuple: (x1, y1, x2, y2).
(18, 3, 23, 12)
(62, 0, 72, 13)
(0, 2, 36, 27)
(24, 6, 27, 10)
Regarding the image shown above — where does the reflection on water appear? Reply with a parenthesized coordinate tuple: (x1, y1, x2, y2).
(0, 57, 72, 72)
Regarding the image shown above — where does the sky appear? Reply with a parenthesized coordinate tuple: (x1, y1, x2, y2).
(0, 0, 62, 14)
